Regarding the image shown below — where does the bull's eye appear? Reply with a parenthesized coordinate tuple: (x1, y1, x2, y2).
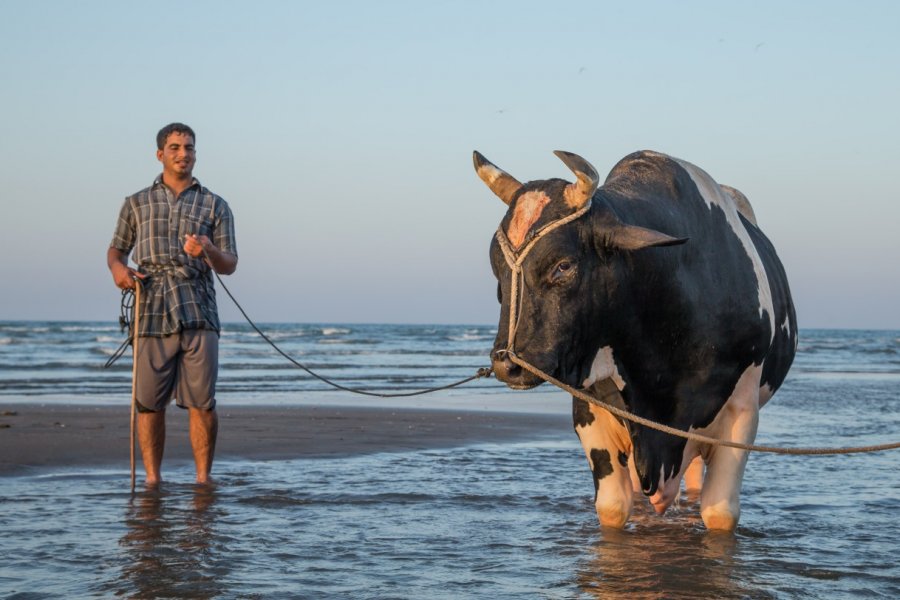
(496, 282, 502, 303)
(551, 259, 576, 283)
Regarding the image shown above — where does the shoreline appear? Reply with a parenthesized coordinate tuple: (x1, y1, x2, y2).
(0, 393, 573, 477)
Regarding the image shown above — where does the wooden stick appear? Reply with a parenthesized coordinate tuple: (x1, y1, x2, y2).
(129, 280, 141, 493)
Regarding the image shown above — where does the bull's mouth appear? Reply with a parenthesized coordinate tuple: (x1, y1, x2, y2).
(491, 353, 550, 390)
(503, 378, 544, 391)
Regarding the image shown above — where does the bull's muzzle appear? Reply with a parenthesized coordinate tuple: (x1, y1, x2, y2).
(491, 349, 543, 390)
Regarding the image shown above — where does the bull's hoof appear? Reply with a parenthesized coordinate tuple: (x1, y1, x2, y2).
(597, 504, 631, 529)
(701, 506, 739, 531)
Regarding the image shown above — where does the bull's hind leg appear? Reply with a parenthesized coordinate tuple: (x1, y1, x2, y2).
(573, 396, 633, 528)
(700, 365, 762, 531)
(683, 455, 704, 495)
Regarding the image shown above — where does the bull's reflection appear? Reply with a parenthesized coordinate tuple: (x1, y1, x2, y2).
(574, 499, 772, 600)
(117, 484, 224, 599)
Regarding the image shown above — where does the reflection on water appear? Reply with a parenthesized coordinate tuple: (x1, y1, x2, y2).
(113, 485, 225, 599)
(575, 501, 761, 600)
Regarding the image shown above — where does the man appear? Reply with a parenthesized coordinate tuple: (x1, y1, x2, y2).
(107, 122, 238, 486)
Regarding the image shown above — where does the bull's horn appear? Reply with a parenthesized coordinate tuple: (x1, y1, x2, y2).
(473, 151, 522, 206)
(554, 150, 599, 209)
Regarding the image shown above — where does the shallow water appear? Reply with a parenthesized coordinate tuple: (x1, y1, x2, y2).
(2, 404, 899, 599)
(2, 325, 900, 597)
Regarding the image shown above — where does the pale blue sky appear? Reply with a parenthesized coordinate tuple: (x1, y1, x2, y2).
(1, 1, 898, 327)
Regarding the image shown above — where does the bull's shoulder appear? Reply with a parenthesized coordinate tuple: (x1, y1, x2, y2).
(602, 150, 687, 204)
(604, 150, 677, 186)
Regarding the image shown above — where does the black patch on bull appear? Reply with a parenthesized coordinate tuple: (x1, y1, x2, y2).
(618, 451, 628, 468)
(590, 448, 614, 496)
(489, 150, 797, 499)
(742, 213, 798, 392)
(572, 397, 594, 428)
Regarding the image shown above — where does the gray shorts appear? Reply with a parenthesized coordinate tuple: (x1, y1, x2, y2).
(133, 329, 218, 412)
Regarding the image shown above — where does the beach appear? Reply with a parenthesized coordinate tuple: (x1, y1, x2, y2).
(0, 396, 571, 477)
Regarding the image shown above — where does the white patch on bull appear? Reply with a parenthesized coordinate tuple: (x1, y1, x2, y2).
(673, 158, 775, 341)
(647, 363, 765, 518)
(582, 346, 626, 390)
(759, 383, 774, 407)
(692, 362, 762, 529)
(648, 461, 685, 514)
(781, 314, 791, 335)
(507, 190, 551, 248)
(574, 402, 635, 527)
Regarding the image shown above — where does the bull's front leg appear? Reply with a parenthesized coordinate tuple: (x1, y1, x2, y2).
(573, 396, 634, 528)
(699, 365, 762, 531)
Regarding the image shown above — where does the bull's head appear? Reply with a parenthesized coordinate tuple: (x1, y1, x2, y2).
(474, 150, 687, 390)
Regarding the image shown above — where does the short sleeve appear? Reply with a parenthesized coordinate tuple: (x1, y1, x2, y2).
(110, 197, 136, 253)
(213, 197, 237, 257)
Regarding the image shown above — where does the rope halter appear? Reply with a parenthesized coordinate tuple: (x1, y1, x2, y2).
(494, 200, 593, 356)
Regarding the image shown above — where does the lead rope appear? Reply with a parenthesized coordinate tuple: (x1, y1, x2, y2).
(200, 248, 492, 397)
(508, 351, 900, 455)
(495, 203, 900, 455)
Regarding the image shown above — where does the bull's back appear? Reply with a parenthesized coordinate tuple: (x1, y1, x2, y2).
(604, 150, 797, 396)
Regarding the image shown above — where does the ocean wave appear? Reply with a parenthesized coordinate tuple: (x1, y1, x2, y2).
(448, 333, 494, 342)
(0, 337, 13, 345)
(321, 327, 351, 336)
(62, 325, 117, 333)
(861, 347, 898, 355)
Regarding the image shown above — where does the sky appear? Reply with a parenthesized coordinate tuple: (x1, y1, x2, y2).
(1, 1, 898, 328)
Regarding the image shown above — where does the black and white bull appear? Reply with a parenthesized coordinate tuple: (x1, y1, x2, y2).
(474, 149, 797, 530)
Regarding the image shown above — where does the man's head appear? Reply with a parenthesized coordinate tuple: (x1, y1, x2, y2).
(156, 122, 196, 179)
(156, 122, 195, 150)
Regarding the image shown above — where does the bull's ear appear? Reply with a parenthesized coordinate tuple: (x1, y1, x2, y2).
(594, 206, 689, 251)
(554, 150, 599, 210)
(608, 225, 689, 251)
(473, 151, 522, 205)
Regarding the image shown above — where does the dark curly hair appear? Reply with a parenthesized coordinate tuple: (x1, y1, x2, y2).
(156, 122, 196, 150)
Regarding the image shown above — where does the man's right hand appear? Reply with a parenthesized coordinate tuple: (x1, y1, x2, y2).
(111, 261, 147, 290)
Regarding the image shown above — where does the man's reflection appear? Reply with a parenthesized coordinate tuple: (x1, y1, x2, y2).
(116, 484, 224, 599)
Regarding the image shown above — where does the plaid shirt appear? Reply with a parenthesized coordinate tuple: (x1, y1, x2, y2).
(110, 176, 237, 337)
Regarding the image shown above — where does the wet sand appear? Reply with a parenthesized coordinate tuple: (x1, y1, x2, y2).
(0, 400, 571, 477)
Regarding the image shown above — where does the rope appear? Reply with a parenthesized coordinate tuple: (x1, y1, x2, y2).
(104, 289, 136, 368)
(494, 202, 900, 456)
(204, 250, 492, 397)
(507, 351, 900, 455)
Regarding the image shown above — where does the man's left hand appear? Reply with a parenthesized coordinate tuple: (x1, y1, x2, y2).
(184, 234, 212, 258)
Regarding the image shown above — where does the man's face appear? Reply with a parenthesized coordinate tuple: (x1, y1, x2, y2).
(156, 132, 196, 178)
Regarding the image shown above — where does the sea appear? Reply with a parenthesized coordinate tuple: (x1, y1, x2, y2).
(1, 322, 899, 599)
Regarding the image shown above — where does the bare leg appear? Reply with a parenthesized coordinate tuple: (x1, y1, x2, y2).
(189, 408, 218, 484)
(137, 411, 166, 486)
